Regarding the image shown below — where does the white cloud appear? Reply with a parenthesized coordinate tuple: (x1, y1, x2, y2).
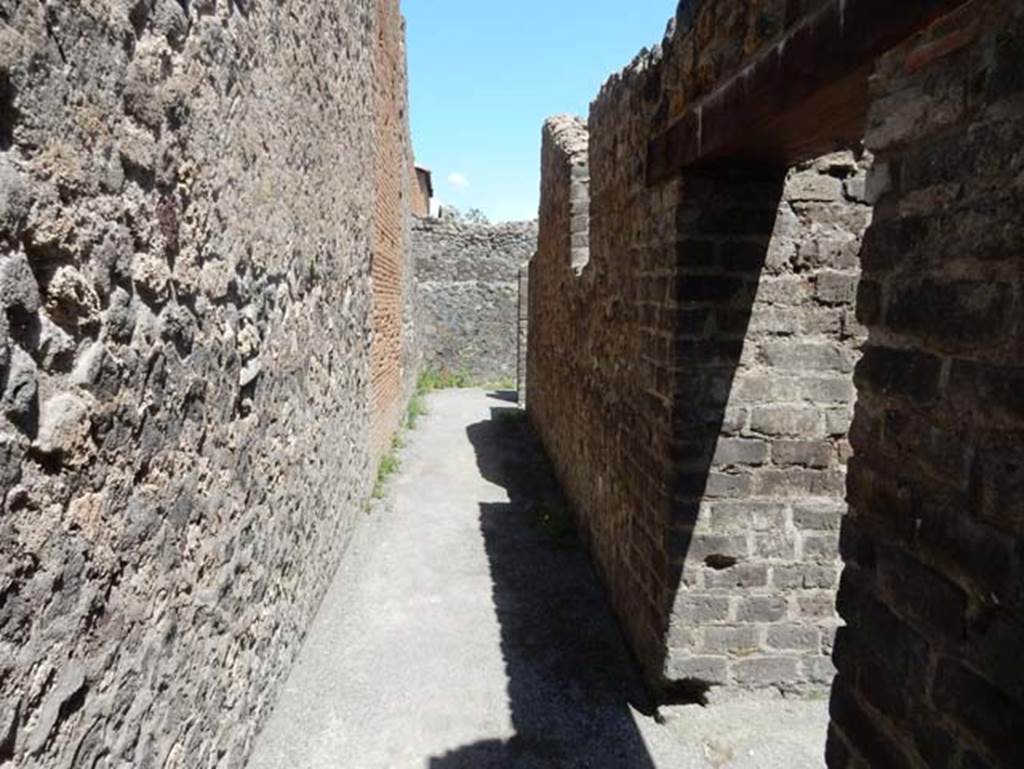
(446, 172, 470, 189)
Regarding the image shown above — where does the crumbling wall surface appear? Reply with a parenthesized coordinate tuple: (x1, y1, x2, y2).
(414, 214, 536, 383)
(0, 1, 384, 766)
(829, 3, 1024, 767)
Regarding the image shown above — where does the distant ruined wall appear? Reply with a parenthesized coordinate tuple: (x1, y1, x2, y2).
(0, 1, 412, 766)
(529, 2, 1023, 763)
(414, 214, 536, 384)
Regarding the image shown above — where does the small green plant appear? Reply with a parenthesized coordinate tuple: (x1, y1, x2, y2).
(417, 367, 472, 394)
(529, 504, 576, 548)
(406, 393, 427, 429)
(485, 377, 517, 391)
(373, 449, 401, 499)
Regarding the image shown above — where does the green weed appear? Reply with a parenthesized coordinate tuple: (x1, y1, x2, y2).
(417, 367, 472, 394)
(529, 504, 576, 548)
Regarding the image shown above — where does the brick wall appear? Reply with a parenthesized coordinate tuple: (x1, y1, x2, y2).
(527, 5, 840, 691)
(371, 0, 417, 460)
(411, 166, 431, 218)
(660, 153, 870, 693)
(829, 3, 1024, 766)
(529, 104, 677, 680)
(530, 107, 871, 694)
(528, 2, 1023, 751)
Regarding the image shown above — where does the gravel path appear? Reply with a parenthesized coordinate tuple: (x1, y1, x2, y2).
(247, 389, 828, 769)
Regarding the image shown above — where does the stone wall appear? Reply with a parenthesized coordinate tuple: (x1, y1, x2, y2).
(414, 213, 536, 384)
(0, 1, 412, 766)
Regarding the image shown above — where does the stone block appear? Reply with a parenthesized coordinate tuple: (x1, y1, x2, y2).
(825, 407, 854, 437)
(793, 500, 845, 531)
(731, 375, 799, 404)
(704, 471, 753, 498)
(816, 271, 859, 306)
(712, 438, 769, 468)
(772, 440, 833, 468)
(753, 530, 798, 560)
(796, 592, 838, 621)
(973, 433, 1024, 529)
(755, 468, 845, 497)
(732, 657, 801, 687)
(673, 593, 732, 624)
(947, 360, 1024, 430)
(772, 564, 839, 590)
(749, 405, 823, 437)
(804, 655, 838, 685)
(711, 501, 787, 531)
(686, 534, 750, 562)
(666, 656, 729, 684)
(932, 659, 1024, 766)
(886, 279, 1013, 353)
(802, 532, 841, 562)
(766, 625, 820, 651)
(701, 625, 760, 655)
(737, 596, 788, 622)
(704, 562, 770, 589)
(762, 340, 855, 373)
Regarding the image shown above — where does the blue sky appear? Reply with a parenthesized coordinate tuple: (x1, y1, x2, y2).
(404, 0, 676, 223)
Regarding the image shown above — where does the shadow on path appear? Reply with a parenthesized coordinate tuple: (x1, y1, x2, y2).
(428, 402, 657, 768)
(486, 390, 519, 404)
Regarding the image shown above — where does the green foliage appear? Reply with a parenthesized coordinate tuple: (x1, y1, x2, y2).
(417, 367, 471, 394)
(406, 393, 427, 429)
(485, 377, 516, 391)
(529, 504, 576, 549)
(372, 436, 403, 499)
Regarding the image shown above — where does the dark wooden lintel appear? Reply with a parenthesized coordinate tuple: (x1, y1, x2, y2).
(647, 0, 971, 183)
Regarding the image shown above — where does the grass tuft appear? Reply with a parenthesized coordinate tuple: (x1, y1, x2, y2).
(417, 367, 472, 394)
(484, 377, 517, 391)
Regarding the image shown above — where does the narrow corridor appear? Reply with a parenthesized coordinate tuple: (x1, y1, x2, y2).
(247, 390, 827, 769)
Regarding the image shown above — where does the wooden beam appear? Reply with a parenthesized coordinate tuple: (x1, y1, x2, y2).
(647, 0, 972, 183)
